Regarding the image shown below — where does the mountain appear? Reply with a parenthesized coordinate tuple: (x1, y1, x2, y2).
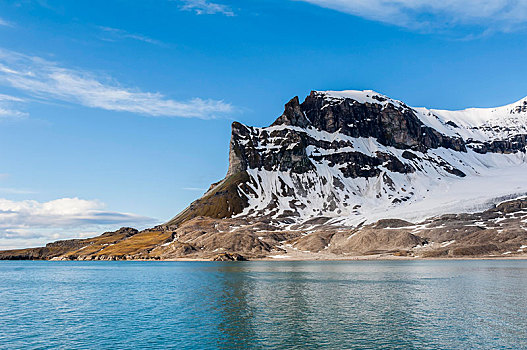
(169, 90, 527, 227)
(2, 90, 527, 260)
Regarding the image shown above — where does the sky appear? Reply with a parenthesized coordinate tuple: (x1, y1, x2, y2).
(1, 0, 527, 249)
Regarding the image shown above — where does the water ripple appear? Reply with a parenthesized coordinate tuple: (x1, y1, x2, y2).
(0, 260, 526, 349)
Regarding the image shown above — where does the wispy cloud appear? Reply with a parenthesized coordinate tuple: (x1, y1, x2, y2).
(0, 93, 27, 120)
(0, 49, 234, 118)
(0, 197, 157, 249)
(0, 107, 27, 120)
(0, 187, 35, 195)
(179, 0, 235, 16)
(98, 26, 164, 46)
(182, 187, 207, 191)
(298, 0, 527, 34)
(0, 18, 13, 27)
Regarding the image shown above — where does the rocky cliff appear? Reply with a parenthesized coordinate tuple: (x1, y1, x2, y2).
(167, 90, 527, 228)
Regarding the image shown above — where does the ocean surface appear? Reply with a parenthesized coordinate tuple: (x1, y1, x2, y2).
(0, 260, 526, 350)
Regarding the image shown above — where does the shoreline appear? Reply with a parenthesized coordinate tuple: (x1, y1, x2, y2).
(169, 255, 527, 262)
(3, 255, 525, 262)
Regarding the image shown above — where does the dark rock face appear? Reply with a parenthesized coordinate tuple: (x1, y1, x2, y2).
(467, 134, 527, 154)
(227, 91, 474, 180)
(282, 92, 467, 152)
(228, 91, 525, 182)
(228, 121, 315, 175)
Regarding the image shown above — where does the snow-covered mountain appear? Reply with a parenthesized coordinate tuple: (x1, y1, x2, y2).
(4, 90, 527, 261)
(168, 90, 527, 228)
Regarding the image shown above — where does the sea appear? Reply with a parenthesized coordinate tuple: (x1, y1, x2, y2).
(0, 260, 526, 349)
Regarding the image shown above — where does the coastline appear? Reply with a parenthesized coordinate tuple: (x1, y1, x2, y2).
(168, 256, 527, 262)
(31, 254, 527, 262)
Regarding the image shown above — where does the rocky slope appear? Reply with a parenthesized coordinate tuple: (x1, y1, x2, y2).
(2, 90, 527, 260)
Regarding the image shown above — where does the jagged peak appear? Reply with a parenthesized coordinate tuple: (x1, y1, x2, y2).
(271, 95, 311, 128)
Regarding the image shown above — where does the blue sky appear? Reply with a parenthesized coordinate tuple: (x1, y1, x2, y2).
(1, 0, 527, 248)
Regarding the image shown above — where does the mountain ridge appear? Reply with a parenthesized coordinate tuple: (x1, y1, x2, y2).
(167, 89, 527, 228)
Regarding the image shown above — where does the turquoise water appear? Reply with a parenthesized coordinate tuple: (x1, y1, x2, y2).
(0, 260, 526, 349)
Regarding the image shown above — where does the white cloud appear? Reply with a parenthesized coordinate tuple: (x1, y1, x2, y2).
(0, 49, 234, 118)
(297, 0, 527, 33)
(98, 26, 164, 46)
(180, 0, 235, 16)
(0, 197, 152, 228)
(0, 107, 27, 120)
(0, 197, 157, 249)
(0, 93, 27, 120)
